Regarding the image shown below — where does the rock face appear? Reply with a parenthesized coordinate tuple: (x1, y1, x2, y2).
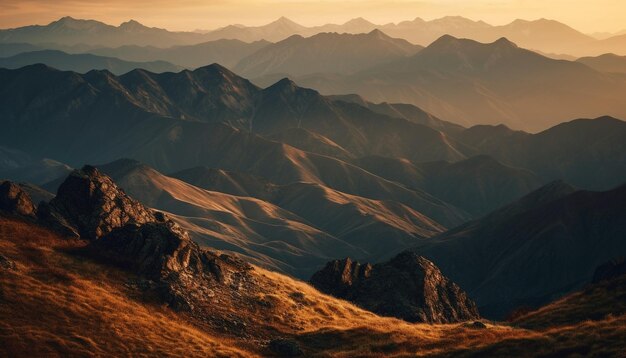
(40, 165, 155, 240)
(310, 251, 479, 323)
(41, 165, 254, 312)
(0, 180, 36, 217)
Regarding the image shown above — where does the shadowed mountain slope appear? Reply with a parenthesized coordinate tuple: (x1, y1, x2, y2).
(458, 116, 626, 190)
(88, 39, 270, 69)
(0, 64, 470, 166)
(234, 30, 422, 77)
(6, 179, 619, 356)
(0, 50, 181, 74)
(355, 155, 543, 216)
(293, 36, 626, 131)
(412, 181, 626, 319)
(96, 159, 447, 277)
(576, 53, 626, 74)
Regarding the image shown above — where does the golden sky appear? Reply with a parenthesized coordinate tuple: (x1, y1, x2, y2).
(1, 0, 625, 34)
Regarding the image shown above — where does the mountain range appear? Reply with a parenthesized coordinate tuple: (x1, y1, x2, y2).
(234, 30, 422, 77)
(577, 53, 626, 74)
(4, 16, 626, 57)
(0, 49, 181, 74)
(2, 64, 624, 191)
(0, 63, 625, 317)
(5, 166, 626, 356)
(412, 181, 626, 318)
(2, 9, 626, 357)
(290, 35, 626, 131)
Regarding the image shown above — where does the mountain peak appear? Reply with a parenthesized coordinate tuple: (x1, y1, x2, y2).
(193, 63, 236, 77)
(425, 34, 462, 49)
(269, 16, 302, 27)
(119, 19, 147, 30)
(366, 28, 388, 38)
(267, 77, 298, 92)
(493, 37, 518, 48)
(344, 17, 375, 26)
(56, 16, 77, 23)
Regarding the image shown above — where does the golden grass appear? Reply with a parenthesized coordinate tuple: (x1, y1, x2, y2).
(512, 275, 626, 330)
(256, 268, 536, 357)
(0, 217, 256, 357)
(1, 216, 625, 357)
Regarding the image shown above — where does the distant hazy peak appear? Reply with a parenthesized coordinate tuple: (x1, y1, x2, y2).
(344, 17, 375, 26)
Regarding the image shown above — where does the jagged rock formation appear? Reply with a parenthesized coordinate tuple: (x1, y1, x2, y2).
(0, 180, 36, 217)
(310, 251, 479, 323)
(39, 165, 155, 240)
(38, 165, 254, 313)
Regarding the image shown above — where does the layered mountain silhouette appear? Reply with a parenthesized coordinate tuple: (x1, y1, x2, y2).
(293, 35, 626, 131)
(458, 116, 626, 190)
(412, 181, 626, 318)
(5, 16, 626, 57)
(2, 170, 573, 357)
(0, 50, 181, 74)
(0, 64, 476, 174)
(0, 17, 209, 47)
(234, 30, 422, 77)
(0, 146, 72, 185)
(355, 155, 543, 216)
(1, 64, 624, 199)
(88, 39, 270, 69)
(88, 159, 452, 277)
(577, 53, 626, 74)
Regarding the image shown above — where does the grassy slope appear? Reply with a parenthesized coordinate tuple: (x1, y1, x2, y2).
(1, 215, 625, 356)
(0, 218, 255, 357)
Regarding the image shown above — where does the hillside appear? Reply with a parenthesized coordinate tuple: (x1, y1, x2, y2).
(0, 50, 181, 74)
(89, 39, 270, 69)
(577, 53, 626, 74)
(234, 30, 422, 77)
(93, 159, 449, 278)
(2, 167, 626, 356)
(293, 36, 626, 131)
(413, 181, 626, 318)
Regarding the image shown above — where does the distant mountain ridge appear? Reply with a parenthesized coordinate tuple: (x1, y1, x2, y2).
(3, 16, 626, 56)
(0, 50, 181, 74)
(412, 181, 626, 318)
(234, 30, 422, 77)
(577, 53, 626, 74)
(1, 64, 624, 193)
(291, 35, 626, 131)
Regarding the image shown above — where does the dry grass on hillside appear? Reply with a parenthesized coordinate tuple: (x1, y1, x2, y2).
(1, 215, 625, 357)
(0, 217, 256, 357)
(512, 275, 626, 330)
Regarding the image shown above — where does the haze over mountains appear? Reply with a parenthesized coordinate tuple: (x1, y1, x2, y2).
(234, 30, 422, 77)
(4, 17, 626, 131)
(290, 35, 626, 131)
(0, 50, 181, 74)
(2, 10, 626, 356)
(3, 16, 626, 57)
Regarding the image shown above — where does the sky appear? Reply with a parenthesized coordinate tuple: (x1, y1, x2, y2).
(1, 0, 625, 34)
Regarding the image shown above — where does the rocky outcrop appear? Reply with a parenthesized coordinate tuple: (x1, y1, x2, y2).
(39, 165, 155, 240)
(0, 180, 36, 217)
(41, 165, 254, 312)
(310, 251, 479, 323)
(593, 258, 626, 283)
